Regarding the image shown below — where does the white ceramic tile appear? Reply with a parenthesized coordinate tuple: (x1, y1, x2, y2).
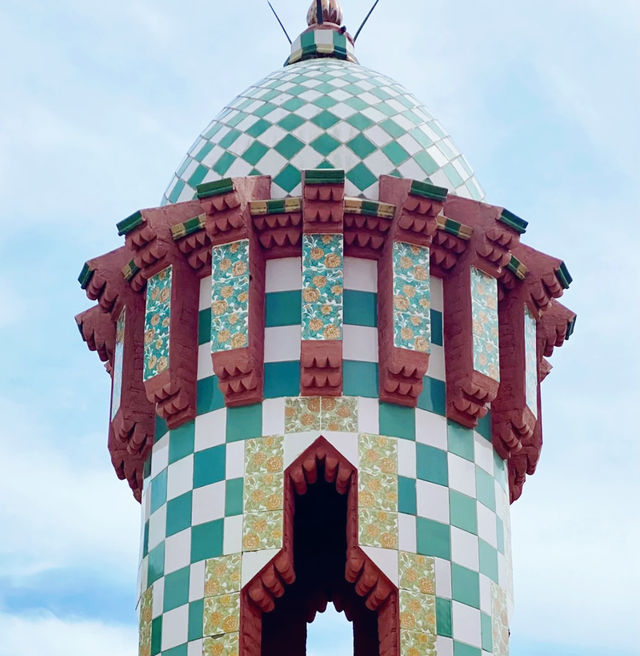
(167, 455, 194, 501)
(452, 601, 481, 648)
(242, 549, 280, 586)
(188, 640, 204, 656)
(343, 325, 378, 362)
(199, 276, 212, 311)
(416, 480, 450, 524)
(426, 344, 445, 381)
(194, 409, 226, 452)
(435, 557, 452, 599)
(361, 546, 398, 585)
(164, 528, 191, 574)
(495, 481, 509, 520)
(498, 552, 508, 592)
(284, 432, 318, 468)
(448, 453, 476, 498)
(151, 434, 169, 479)
(477, 503, 497, 548)
(415, 410, 447, 450)
(358, 397, 379, 434)
(152, 578, 164, 618)
(435, 637, 453, 656)
(451, 526, 479, 571)
(473, 433, 494, 475)
(397, 439, 416, 479)
(398, 513, 416, 553)
(197, 343, 214, 379)
(479, 574, 492, 614)
(343, 257, 377, 292)
(223, 516, 243, 555)
(265, 257, 302, 292)
(148, 505, 167, 551)
(225, 441, 245, 480)
(264, 326, 301, 362)
(161, 604, 189, 651)
(189, 561, 205, 602)
(138, 557, 148, 603)
(324, 432, 358, 468)
(191, 481, 225, 526)
(142, 484, 151, 522)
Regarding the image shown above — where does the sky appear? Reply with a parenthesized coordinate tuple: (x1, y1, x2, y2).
(0, 1, 639, 655)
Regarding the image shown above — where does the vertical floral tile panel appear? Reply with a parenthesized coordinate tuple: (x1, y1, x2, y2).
(398, 552, 436, 656)
(204, 554, 242, 598)
(138, 587, 152, 656)
(284, 397, 322, 433)
(524, 306, 538, 417)
(111, 308, 125, 419)
(284, 396, 358, 433)
(491, 582, 509, 656)
(392, 241, 431, 353)
(470, 267, 500, 381)
(210, 239, 250, 353)
(301, 234, 343, 341)
(203, 631, 239, 656)
(143, 266, 172, 381)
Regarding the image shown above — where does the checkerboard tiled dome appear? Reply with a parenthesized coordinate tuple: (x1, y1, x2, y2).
(162, 58, 485, 204)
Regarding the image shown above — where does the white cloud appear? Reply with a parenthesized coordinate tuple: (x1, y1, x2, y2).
(0, 611, 136, 656)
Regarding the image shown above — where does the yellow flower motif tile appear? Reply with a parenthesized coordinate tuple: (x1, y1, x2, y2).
(143, 266, 172, 381)
(285, 397, 321, 433)
(242, 511, 283, 551)
(138, 587, 152, 656)
(398, 552, 435, 595)
(321, 396, 357, 431)
(358, 508, 398, 550)
(358, 471, 398, 512)
(204, 593, 240, 637)
(243, 472, 283, 513)
(204, 554, 242, 598)
(358, 434, 398, 476)
(203, 632, 239, 656)
(400, 590, 436, 633)
(244, 435, 284, 474)
(471, 267, 500, 381)
(400, 629, 436, 656)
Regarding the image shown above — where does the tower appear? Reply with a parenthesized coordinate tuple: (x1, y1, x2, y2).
(76, 2, 576, 655)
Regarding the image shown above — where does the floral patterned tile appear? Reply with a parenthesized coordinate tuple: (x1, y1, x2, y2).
(321, 396, 357, 431)
(399, 590, 436, 633)
(285, 397, 321, 433)
(358, 471, 398, 512)
(358, 434, 398, 476)
(203, 632, 239, 656)
(358, 508, 398, 550)
(393, 311, 431, 353)
(204, 592, 240, 637)
(143, 266, 172, 381)
(491, 582, 509, 656)
(400, 628, 436, 656)
(211, 240, 249, 281)
(244, 435, 284, 474)
(242, 511, 283, 551)
(398, 552, 435, 595)
(243, 472, 284, 513)
(471, 267, 500, 381)
(211, 277, 249, 352)
(138, 587, 152, 656)
(204, 554, 242, 598)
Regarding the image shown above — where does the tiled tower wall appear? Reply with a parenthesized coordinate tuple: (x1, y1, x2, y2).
(137, 256, 513, 656)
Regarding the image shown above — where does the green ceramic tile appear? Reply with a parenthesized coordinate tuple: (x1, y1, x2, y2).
(188, 164, 208, 188)
(411, 128, 433, 149)
(143, 521, 149, 557)
(380, 118, 405, 138)
(144, 456, 152, 479)
(476, 412, 491, 441)
(264, 361, 300, 398)
(312, 95, 338, 109)
(225, 478, 243, 516)
(451, 563, 480, 609)
(169, 421, 195, 465)
(481, 612, 492, 652)
(196, 376, 225, 415)
(246, 118, 270, 138)
(478, 539, 498, 582)
(343, 360, 378, 398)
(343, 290, 377, 327)
(436, 597, 452, 637)
(493, 450, 507, 488)
(347, 134, 376, 159)
(150, 469, 167, 514)
(310, 133, 340, 156)
(346, 112, 374, 130)
(198, 308, 212, 345)
(212, 152, 235, 176)
(265, 291, 301, 327)
(166, 492, 192, 537)
(453, 643, 481, 656)
(188, 599, 204, 641)
(163, 566, 190, 612)
(311, 110, 340, 129)
(416, 517, 450, 559)
(273, 164, 302, 192)
(226, 404, 262, 442)
(431, 309, 443, 346)
(163, 645, 187, 656)
(379, 403, 415, 441)
(281, 96, 305, 111)
(496, 517, 504, 554)
(443, 162, 464, 187)
(241, 141, 269, 166)
(155, 415, 169, 443)
(347, 162, 377, 191)
(193, 445, 226, 488)
(416, 443, 448, 486)
(398, 476, 417, 515)
(275, 134, 304, 159)
(278, 114, 305, 131)
(253, 102, 276, 118)
(191, 519, 223, 563)
(417, 376, 446, 415)
(382, 141, 410, 166)
(148, 542, 165, 585)
(168, 179, 185, 203)
(413, 151, 439, 176)
(219, 128, 242, 148)
(447, 421, 474, 462)
(476, 467, 496, 511)
(449, 490, 477, 535)
(151, 615, 162, 656)
(195, 142, 214, 162)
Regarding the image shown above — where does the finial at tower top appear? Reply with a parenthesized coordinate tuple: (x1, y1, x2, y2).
(307, 0, 343, 26)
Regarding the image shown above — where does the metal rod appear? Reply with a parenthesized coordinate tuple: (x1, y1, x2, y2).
(354, 0, 381, 41)
(267, 1, 292, 44)
(316, 0, 324, 24)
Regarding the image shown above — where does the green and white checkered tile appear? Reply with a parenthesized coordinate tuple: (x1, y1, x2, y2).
(162, 59, 484, 204)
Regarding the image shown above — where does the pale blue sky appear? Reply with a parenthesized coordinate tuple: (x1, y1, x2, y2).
(0, 1, 639, 655)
